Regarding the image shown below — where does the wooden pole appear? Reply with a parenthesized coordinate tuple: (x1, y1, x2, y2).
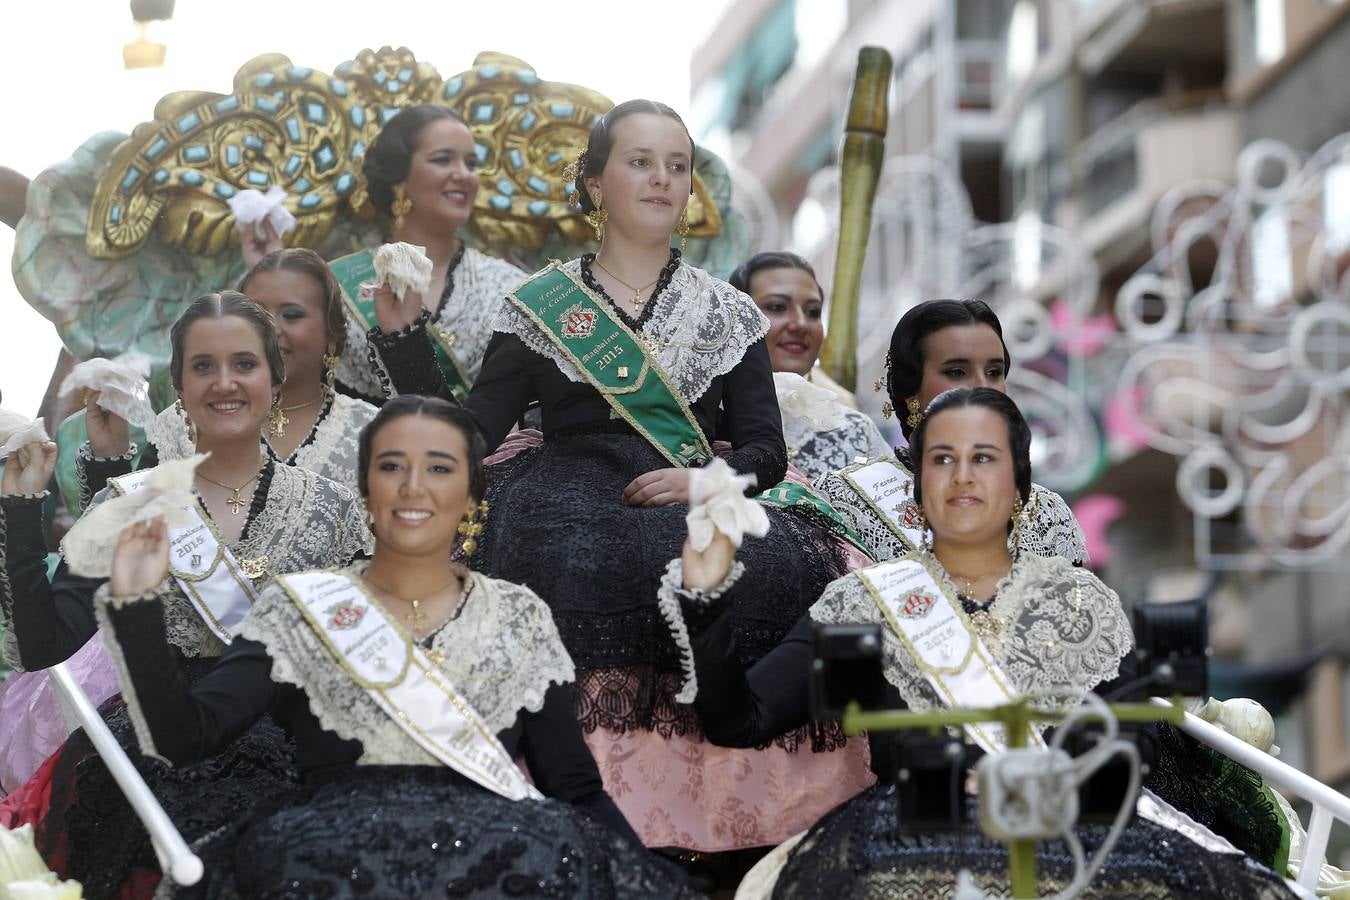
(820, 47, 892, 392)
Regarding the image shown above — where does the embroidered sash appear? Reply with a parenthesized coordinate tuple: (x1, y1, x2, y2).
(508, 263, 712, 467)
(856, 555, 1044, 753)
(838, 456, 926, 556)
(757, 480, 872, 557)
(109, 470, 261, 643)
(278, 570, 542, 802)
(330, 250, 473, 403)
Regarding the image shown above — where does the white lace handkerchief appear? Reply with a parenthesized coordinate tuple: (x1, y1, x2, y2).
(686, 458, 770, 550)
(0, 409, 49, 458)
(61, 453, 208, 577)
(366, 242, 433, 303)
(58, 352, 155, 428)
(227, 186, 297, 240)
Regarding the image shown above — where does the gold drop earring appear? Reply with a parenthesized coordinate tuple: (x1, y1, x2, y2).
(322, 342, 339, 390)
(176, 398, 198, 444)
(905, 397, 923, 430)
(585, 191, 608, 242)
(457, 500, 489, 556)
(268, 393, 287, 439)
(676, 208, 690, 253)
(391, 184, 413, 230)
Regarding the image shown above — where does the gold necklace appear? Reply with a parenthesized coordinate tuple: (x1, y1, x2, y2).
(279, 390, 327, 413)
(364, 572, 465, 638)
(946, 565, 1010, 598)
(592, 257, 661, 307)
(195, 462, 265, 515)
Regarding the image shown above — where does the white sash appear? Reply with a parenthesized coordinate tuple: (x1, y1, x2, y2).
(857, 556, 1044, 753)
(278, 570, 543, 802)
(839, 456, 926, 553)
(109, 470, 260, 643)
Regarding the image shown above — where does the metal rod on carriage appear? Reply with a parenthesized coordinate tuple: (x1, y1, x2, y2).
(1151, 697, 1350, 890)
(45, 662, 203, 886)
(819, 47, 892, 393)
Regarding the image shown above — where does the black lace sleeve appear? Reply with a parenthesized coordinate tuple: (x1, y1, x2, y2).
(513, 682, 640, 843)
(1, 494, 104, 671)
(101, 593, 276, 765)
(687, 599, 815, 748)
(366, 311, 454, 401)
(718, 339, 788, 493)
(75, 442, 138, 513)
(462, 331, 537, 451)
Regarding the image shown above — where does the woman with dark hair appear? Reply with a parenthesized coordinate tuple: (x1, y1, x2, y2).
(75, 250, 378, 504)
(728, 251, 889, 482)
(90, 395, 695, 897)
(666, 388, 1297, 899)
(430, 100, 874, 857)
(0, 292, 369, 897)
(818, 299, 1087, 564)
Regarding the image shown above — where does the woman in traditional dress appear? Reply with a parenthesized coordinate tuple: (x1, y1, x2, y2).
(0, 250, 381, 798)
(667, 387, 1296, 899)
(727, 252, 889, 482)
(76, 248, 377, 503)
(818, 299, 1087, 564)
(93, 395, 695, 898)
(0, 292, 369, 898)
(384, 100, 875, 860)
(240, 104, 526, 403)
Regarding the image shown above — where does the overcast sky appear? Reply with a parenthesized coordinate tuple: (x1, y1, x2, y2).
(0, 0, 731, 415)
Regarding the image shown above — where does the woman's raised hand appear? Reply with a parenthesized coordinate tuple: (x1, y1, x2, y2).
(623, 468, 692, 508)
(681, 529, 735, 592)
(373, 283, 427, 334)
(1, 441, 58, 496)
(109, 516, 170, 597)
(86, 392, 131, 457)
(239, 219, 283, 271)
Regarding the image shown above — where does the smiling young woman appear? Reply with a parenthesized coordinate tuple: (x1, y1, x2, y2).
(87, 396, 695, 897)
(729, 251, 890, 482)
(0, 292, 369, 897)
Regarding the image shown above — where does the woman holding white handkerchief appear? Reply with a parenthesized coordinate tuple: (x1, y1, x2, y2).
(0, 292, 368, 898)
(666, 387, 1295, 899)
(90, 395, 694, 897)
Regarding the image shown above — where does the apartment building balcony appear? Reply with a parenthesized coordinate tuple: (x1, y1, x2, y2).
(1070, 100, 1238, 262)
(1074, 0, 1226, 76)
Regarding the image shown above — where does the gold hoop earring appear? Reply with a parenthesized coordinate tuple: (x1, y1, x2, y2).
(676, 208, 690, 253)
(391, 184, 413, 230)
(905, 397, 923, 430)
(268, 393, 287, 439)
(176, 398, 198, 445)
(585, 192, 607, 242)
(457, 499, 489, 556)
(322, 342, 339, 390)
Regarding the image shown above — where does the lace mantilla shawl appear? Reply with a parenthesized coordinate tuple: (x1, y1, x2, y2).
(493, 258, 769, 403)
(341, 247, 525, 397)
(787, 408, 892, 484)
(816, 454, 1088, 564)
(91, 464, 370, 663)
(809, 553, 1132, 719)
(237, 563, 575, 764)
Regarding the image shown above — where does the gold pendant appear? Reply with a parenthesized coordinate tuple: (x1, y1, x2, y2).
(240, 557, 269, 580)
(632, 291, 645, 307)
(225, 490, 246, 515)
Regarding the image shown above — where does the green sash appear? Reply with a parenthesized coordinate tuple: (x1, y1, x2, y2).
(330, 250, 473, 403)
(508, 263, 712, 467)
(510, 265, 872, 556)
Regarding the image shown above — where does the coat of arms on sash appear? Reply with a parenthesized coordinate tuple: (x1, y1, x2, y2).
(900, 590, 937, 619)
(326, 602, 365, 630)
(898, 497, 926, 530)
(560, 304, 598, 339)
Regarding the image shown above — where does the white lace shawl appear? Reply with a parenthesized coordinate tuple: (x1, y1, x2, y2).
(235, 563, 575, 764)
(786, 408, 892, 484)
(809, 553, 1133, 719)
(341, 247, 525, 396)
(87, 464, 371, 666)
(816, 454, 1088, 564)
(142, 394, 376, 498)
(493, 258, 770, 403)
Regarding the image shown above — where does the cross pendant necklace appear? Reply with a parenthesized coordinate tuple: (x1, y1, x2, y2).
(196, 467, 262, 516)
